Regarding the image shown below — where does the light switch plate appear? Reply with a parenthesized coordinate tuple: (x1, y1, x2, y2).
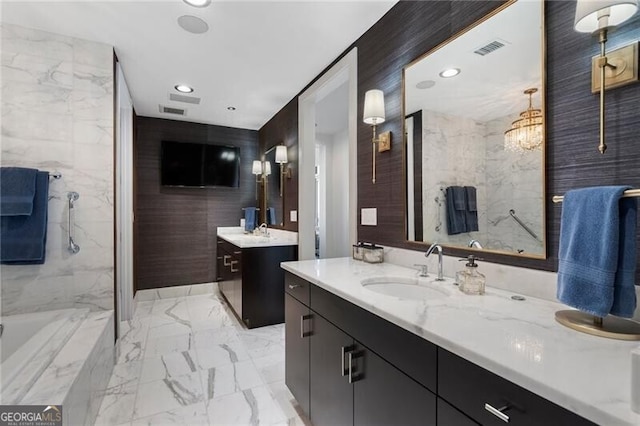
(290, 210, 298, 222)
(361, 208, 377, 226)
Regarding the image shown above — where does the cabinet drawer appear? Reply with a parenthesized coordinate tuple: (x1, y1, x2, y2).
(285, 272, 310, 305)
(217, 238, 240, 257)
(438, 349, 595, 426)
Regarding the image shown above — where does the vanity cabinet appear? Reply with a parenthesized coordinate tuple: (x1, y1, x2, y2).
(217, 237, 296, 328)
(285, 273, 437, 426)
(284, 272, 594, 426)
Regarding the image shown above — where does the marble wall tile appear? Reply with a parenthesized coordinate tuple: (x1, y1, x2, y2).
(1, 23, 114, 314)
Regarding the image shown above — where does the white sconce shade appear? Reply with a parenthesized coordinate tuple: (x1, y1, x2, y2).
(275, 145, 288, 164)
(252, 160, 262, 175)
(264, 162, 272, 176)
(574, 0, 638, 32)
(363, 89, 386, 125)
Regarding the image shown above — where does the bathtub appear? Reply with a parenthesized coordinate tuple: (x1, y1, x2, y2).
(0, 308, 89, 405)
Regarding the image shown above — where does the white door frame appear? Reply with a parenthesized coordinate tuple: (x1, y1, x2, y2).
(115, 63, 134, 329)
(298, 48, 357, 261)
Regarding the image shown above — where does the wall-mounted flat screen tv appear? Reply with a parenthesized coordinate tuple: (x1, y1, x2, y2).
(161, 141, 240, 188)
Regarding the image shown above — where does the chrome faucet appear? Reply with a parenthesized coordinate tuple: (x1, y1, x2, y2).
(257, 223, 269, 237)
(425, 243, 444, 281)
(468, 239, 483, 249)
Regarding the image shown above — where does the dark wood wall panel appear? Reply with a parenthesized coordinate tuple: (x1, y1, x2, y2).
(261, 0, 640, 275)
(259, 98, 299, 231)
(135, 117, 258, 290)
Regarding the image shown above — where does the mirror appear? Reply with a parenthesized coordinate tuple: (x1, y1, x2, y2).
(404, 0, 546, 258)
(263, 146, 284, 227)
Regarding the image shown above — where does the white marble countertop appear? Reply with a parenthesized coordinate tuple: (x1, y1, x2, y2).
(217, 226, 298, 248)
(281, 258, 640, 426)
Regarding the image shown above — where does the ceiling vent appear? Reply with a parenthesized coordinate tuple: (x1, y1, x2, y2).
(169, 93, 201, 105)
(473, 40, 506, 56)
(159, 105, 186, 116)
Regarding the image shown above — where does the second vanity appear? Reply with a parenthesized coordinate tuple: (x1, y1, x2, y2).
(281, 258, 640, 426)
(217, 226, 297, 328)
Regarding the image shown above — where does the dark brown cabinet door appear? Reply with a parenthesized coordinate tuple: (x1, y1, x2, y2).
(285, 294, 310, 416)
(353, 342, 436, 426)
(437, 398, 479, 426)
(310, 314, 354, 426)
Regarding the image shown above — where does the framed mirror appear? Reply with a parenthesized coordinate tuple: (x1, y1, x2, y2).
(403, 0, 546, 258)
(262, 145, 284, 227)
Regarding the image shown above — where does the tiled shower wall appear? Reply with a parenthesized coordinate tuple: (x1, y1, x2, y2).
(1, 23, 114, 314)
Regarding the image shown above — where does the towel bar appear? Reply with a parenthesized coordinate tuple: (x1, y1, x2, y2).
(552, 188, 640, 203)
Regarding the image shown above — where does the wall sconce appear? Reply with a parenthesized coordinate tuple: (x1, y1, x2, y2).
(252, 160, 272, 199)
(574, 0, 638, 154)
(275, 144, 291, 197)
(363, 89, 391, 184)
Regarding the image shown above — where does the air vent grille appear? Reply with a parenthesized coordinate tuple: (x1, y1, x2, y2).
(169, 93, 201, 105)
(159, 105, 186, 116)
(473, 40, 506, 56)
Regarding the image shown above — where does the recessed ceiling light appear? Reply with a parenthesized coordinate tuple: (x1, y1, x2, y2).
(439, 68, 461, 78)
(227, 106, 236, 111)
(183, 0, 211, 7)
(416, 80, 436, 89)
(178, 15, 209, 34)
(174, 84, 194, 93)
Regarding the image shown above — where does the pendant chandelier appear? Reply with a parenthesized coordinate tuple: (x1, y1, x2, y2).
(504, 88, 544, 153)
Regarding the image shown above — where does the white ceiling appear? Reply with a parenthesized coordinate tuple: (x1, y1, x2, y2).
(405, 0, 543, 122)
(1, 0, 396, 130)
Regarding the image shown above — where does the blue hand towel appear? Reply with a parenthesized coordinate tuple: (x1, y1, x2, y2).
(610, 194, 637, 317)
(0, 167, 38, 216)
(451, 186, 466, 210)
(267, 207, 276, 225)
(445, 186, 466, 235)
(244, 207, 257, 232)
(464, 186, 479, 232)
(557, 186, 637, 318)
(1, 171, 49, 264)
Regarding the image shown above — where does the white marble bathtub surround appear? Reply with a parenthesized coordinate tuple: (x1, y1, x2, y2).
(18, 310, 114, 426)
(282, 258, 640, 426)
(1, 23, 115, 315)
(96, 292, 304, 425)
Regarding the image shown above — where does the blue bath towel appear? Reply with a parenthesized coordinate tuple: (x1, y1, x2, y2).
(464, 186, 479, 232)
(0, 167, 38, 216)
(267, 207, 276, 225)
(244, 207, 257, 232)
(557, 186, 637, 318)
(1, 171, 49, 264)
(446, 186, 466, 235)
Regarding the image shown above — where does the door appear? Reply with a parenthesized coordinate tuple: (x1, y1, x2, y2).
(310, 314, 353, 426)
(285, 294, 311, 415)
(353, 342, 437, 426)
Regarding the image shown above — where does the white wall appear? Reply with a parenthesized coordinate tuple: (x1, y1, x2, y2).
(1, 24, 114, 314)
(323, 129, 349, 258)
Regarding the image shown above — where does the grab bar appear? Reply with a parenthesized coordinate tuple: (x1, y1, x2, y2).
(68, 192, 80, 254)
(509, 209, 541, 243)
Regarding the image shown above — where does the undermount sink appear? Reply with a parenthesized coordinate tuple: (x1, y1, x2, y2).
(361, 276, 449, 300)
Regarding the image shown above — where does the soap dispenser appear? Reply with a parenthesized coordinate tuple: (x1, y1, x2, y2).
(458, 255, 485, 295)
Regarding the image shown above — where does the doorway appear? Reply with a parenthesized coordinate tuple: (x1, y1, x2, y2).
(298, 48, 357, 260)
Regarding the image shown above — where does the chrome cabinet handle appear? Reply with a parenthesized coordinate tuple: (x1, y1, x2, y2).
(484, 403, 510, 423)
(230, 260, 239, 272)
(223, 255, 231, 266)
(341, 346, 354, 377)
(288, 284, 301, 290)
(300, 314, 312, 338)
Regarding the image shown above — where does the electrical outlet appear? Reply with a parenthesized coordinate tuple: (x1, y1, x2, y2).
(361, 208, 377, 226)
(290, 210, 298, 222)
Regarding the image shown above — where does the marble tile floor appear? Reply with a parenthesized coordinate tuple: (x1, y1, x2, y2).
(94, 292, 310, 426)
